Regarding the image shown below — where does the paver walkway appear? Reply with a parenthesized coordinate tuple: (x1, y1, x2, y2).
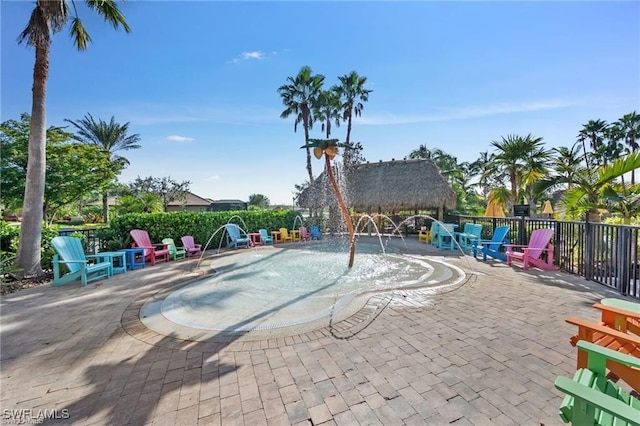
(0, 238, 631, 425)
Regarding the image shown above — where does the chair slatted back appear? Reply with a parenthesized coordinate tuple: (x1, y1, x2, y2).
(526, 228, 554, 260)
(51, 236, 87, 274)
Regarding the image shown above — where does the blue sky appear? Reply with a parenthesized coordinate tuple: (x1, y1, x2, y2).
(2, 1, 639, 205)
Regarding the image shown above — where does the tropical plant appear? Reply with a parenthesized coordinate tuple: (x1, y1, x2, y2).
(335, 71, 372, 168)
(302, 138, 355, 268)
(15, 0, 131, 278)
(248, 194, 270, 209)
(313, 88, 342, 139)
(612, 111, 640, 184)
(490, 134, 551, 206)
(64, 113, 141, 223)
(278, 66, 325, 182)
(534, 151, 640, 221)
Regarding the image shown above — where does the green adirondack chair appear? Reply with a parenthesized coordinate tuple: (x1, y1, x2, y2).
(51, 236, 111, 286)
(555, 340, 640, 425)
(162, 238, 187, 261)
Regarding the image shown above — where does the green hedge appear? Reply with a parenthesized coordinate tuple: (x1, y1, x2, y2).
(0, 221, 59, 271)
(97, 210, 304, 251)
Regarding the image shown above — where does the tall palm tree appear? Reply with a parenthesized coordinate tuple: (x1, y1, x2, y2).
(278, 66, 325, 182)
(550, 144, 583, 190)
(613, 111, 640, 184)
(313, 88, 342, 139)
(15, 1, 130, 277)
(64, 114, 141, 223)
(490, 134, 550, 206)
(577, 119, 609, 170)
(335, 71, 372, 167)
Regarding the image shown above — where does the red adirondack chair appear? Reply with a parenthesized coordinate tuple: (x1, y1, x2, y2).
(505, 228, 555, 270)
(130, 229, 170, 266)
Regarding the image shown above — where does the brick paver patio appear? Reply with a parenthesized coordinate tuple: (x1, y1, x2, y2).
(0, 238, 630, 425)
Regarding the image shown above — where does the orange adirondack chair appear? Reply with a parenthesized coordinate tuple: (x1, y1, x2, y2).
(181, 235, 202, 256)
(505, 228, 555, 270)
(130, 229, 170, 266)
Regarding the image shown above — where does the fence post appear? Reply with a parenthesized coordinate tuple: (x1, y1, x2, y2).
(519, 216, 526, 245)
(585, 215, 593, 281)
(617, 227, 630, 295)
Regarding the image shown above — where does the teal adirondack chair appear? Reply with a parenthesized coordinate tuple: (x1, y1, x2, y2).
(162, 238, 187, 260)
(455, 223, 483, 253)
(554, 340, 640, 425)
(472, 226, 510, 262)
(258, 229, 274, 245)
(51, 236, 111, 286)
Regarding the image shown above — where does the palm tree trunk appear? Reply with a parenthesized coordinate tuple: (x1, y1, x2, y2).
(303, 113, 313, 182)
(343, 111, 353, 168)
(102, 192, 109, 224)
(16, 42, 49, 277)
(325, 155, 355, 268)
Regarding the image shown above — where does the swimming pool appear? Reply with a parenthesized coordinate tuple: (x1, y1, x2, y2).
(140, 240, 465, 338)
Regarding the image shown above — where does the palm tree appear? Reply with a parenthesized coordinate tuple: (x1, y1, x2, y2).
(15, 1, 130, 277)
(335, 71, 372, 167)
(278, 66, 325, 182)
(535, 151, 640, 222)
(490, 134, 550, 206)
(613, 111, 640, 184)
(302, 139, 355, 268)
(577, 119, 609, 170)
(313, 88, 342, 139)
(550, 144, 583, 190)
(65, 114, 141, 223)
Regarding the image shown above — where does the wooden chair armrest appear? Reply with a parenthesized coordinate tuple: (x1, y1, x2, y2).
(566, 316, 640, 347)
(594, 302, 640, 319)
(554, 376, 640, 424)
(53, 259, 88, 265)
(505, 244, 528, 249)
(577, 340, 640, 369)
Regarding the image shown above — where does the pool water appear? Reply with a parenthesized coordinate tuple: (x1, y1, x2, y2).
(150, 242, 462, 333)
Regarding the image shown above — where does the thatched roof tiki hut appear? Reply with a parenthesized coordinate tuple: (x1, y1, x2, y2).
(298, 158, 457, 229)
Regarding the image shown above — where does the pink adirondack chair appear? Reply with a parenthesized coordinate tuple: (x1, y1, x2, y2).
(506, 228, 555, 270)
(181, 236, 202, 257)
(299, 226, 311, 241)
(130, 229, 170, 266)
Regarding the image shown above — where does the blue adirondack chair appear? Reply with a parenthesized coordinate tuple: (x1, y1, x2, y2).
(310, 225, 322, 240)
(258, 229, 274, 245)
(436, 223, 458, 250)
(225, 224, 250, 249)
(472, 225, 510, 262)
(430, 222, 440, 245)
(51, 236, 111, 286)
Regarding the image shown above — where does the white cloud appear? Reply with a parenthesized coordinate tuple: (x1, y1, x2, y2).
(356, 99, 578, 125)
(204, 175, 220, 182)
(242, 51, 266, 60)
(166, 135, 195, 143)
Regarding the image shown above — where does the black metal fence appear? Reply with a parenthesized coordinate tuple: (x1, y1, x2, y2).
(60, 217, 640, 300)
(457, 215, 640, 300)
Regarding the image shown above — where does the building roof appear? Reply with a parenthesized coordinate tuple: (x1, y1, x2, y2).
(298, 158, 457, 212)
(168, 192, 211, 206)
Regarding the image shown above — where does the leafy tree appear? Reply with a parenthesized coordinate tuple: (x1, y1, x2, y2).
(16, 0, 131, 277)
(64, 113, 141, 223)
(248, 194, 270, 209)
(115, 193, 163, 215)
(335, 71, 372, 168)
(1, 114, 116, 223)
(278, 66, 325, 182)
(127, 176, 191, 212)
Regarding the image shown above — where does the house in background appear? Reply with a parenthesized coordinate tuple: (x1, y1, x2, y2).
(167, 192, 212, 212)
(209, 199, 247, 211)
